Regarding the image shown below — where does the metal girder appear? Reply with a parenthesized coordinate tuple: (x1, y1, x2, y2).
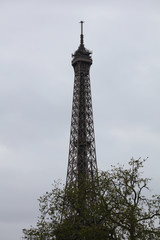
(65, 36, 98, 218)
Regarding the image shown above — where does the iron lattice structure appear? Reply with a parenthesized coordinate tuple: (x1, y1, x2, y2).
(22, 22, 98, 240)
(65, 22, 98, 216)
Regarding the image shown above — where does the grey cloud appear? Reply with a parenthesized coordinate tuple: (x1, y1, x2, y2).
(0, 1, 160, 240)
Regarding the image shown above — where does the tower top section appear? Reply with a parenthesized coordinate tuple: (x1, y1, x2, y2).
(72, 21, 92, 66)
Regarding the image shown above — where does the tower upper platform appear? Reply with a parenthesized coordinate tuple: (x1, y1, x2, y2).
(72, 21, 92, 66)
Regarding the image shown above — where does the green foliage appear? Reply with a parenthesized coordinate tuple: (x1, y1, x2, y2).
(23, 159, 160, 240)
(98, 158, 160, 239)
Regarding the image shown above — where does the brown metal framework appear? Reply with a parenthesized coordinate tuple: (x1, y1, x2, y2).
(65, 22, 98, 215)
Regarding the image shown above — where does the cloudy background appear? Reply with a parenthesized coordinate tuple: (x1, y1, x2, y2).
(0, 0, 160, 239)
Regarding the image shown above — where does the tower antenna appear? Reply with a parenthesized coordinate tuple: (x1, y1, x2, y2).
(80, 20, 84, 45)
(80, 20, 84, 34)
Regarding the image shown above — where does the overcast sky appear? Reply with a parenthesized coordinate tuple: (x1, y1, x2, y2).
(0, 1, 160, 239)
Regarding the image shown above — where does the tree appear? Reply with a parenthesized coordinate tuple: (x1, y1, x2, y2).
(98, 158, 160, 239)
(23, 158, 160, 240)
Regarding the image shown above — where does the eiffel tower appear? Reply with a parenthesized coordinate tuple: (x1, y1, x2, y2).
(64, 21, 98, 219)
(22, 22, 98, 240)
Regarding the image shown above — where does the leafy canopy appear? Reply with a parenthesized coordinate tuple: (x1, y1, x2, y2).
(23, 158, 160, 240)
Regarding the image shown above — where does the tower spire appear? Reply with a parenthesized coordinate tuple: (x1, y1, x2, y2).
(80, 20, 84, 45)
(72, 21, 92, 66)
